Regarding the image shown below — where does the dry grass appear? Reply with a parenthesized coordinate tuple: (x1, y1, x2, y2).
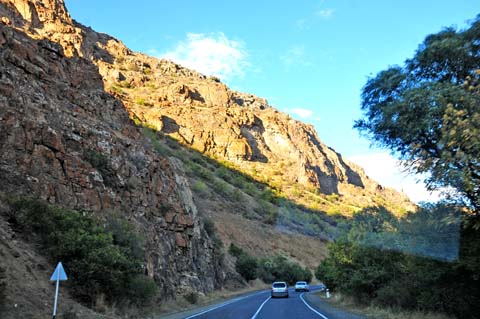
(316, 292, 450, 319)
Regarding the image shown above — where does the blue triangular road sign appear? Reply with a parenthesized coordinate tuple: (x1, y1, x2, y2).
(50, 262, 68, 281)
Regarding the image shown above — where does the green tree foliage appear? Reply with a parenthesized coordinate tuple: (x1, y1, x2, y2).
(355, 16, 480, 213)
(228, 243, 311, 284)
(235, 254, 258, 281)
(316, 205, 480, 318)
(258, 255, 312, 285)
(7, 198, 156, 306)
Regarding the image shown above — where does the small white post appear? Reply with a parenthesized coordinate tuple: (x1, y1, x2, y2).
(52, 271, 60, 319)
(326, 288, 330, 299)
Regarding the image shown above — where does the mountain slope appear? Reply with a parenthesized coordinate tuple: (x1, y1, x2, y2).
(1, 0, 412, 213)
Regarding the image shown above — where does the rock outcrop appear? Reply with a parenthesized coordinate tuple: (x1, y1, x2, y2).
(0, 1, 230, 305)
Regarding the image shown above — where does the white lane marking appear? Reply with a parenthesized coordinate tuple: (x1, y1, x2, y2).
(300, 293, 329, 319)
(251, 296, 272, 319)
(250, 296, 271, 319)
(184, 291, 267, 319)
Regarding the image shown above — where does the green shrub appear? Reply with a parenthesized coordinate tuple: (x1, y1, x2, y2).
(192, 180, 208, 195)
(0, 265, 6, 306)
(83, 149, 115, 187)
(263, 208, 278, 225)
(126, 275, 157, 306)
(142, 127, 173, 156)
(109, 85, 123, 94)
(135, 97, 146, 105)
(184, 292, 199, 304)
(203, 218, 223, 257)
(7, 198, 156, 306)
(117, 80, 133, 88)
(228, 243, 244, 258)
(235, 254, 258, 281)
(203, 218, 216, 237)
(193, 165, 214, 182)
(216, 166, 233, 183)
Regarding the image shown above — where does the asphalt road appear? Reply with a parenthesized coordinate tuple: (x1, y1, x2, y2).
(166, 285, 362, 319)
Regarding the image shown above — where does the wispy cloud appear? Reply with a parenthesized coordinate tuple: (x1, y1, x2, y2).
(315, 8, 335, 19)
(285, 107, 321, 122)
(280, 45, 311, 68)
(296, 4, 336, 30)
(348, 152, 443, 203)
(291, 108, 313, 118)
(160, 32, 249, 81)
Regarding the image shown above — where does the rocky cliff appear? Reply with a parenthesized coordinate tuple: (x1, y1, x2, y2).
(0, 0, 235, 311)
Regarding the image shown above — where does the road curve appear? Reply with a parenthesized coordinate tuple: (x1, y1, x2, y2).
(161, 285, 363, 319)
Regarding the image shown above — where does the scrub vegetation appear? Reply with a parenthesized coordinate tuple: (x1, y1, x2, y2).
(318, 15, 480, 319)
(6, 198, 156, 308)
(229, 243, 312, 285)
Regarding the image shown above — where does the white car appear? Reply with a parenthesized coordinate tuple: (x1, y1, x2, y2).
(271, 281, 289, 298)
(294, 281, 309, 292)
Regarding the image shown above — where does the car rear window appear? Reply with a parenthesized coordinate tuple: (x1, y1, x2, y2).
(273, 283, 286, 288)
(297, 282, 306, 285)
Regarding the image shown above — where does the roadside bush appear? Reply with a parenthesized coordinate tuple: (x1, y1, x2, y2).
(184, 292, 199, 304)
(235, 254, 258, 281)
(126, 275, 158, 306)
(316, 204, 480, 318)
(7, 198, 156, 306)
(0, 265, 6, 306)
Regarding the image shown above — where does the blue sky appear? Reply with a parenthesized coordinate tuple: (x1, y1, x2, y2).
(65, 0, 479, 202)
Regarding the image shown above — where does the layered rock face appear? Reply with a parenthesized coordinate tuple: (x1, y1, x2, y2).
(0, 2, 227, 299)
(0, 0, 411, 203)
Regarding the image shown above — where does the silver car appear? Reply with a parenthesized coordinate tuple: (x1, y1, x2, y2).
(271, 281, 289, 298)
(294, 281, 309, 292)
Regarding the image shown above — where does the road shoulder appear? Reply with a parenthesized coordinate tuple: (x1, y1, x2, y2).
(303, 292, 366, 319)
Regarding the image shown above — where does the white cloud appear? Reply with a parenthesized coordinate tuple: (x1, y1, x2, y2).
(291, 108, 314, 118)
(348, 152, 443, 203)
(161, 32, 249, 81)
(315, 8, 335, 18)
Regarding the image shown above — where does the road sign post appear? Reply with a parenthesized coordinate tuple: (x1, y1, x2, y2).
(50, 262, 68, 319)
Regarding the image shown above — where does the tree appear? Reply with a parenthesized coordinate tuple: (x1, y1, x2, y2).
(355, 15, 480, 215)
(315, 204, 479, 318)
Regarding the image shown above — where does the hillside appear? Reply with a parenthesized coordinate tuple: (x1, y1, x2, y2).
(0, 0, 415, 318)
